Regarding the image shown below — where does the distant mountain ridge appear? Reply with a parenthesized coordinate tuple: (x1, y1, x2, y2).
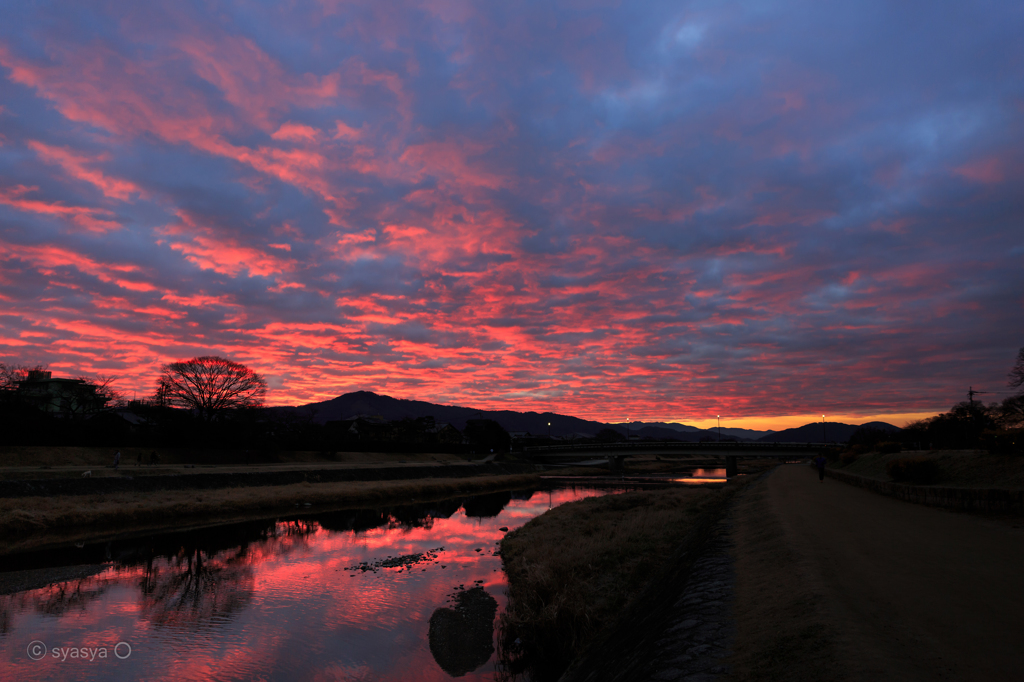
(274, 391, 658, 439)
(757, 420, 900, 443)
(274, 391, 898, 443)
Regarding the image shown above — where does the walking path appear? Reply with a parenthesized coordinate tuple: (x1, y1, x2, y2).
(732, 464, 1024, 681)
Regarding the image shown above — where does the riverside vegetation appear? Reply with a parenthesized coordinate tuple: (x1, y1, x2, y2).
(496, 483, 730, 681)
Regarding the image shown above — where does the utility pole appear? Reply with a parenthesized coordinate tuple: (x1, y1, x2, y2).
(967, 386, 988, 408)
(822, 415, 826, 443)
(717, 415, 721, 442)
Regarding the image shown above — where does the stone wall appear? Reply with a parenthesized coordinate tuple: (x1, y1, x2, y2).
(0, 462, 536, 498)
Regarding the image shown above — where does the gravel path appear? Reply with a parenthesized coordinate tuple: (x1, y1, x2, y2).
(731, 464, 1024, 681)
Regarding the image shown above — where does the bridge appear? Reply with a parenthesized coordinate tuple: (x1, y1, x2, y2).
(522, 441, 830, 476)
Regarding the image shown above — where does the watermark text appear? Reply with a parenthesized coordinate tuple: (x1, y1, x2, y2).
(27, 640, 131, 661)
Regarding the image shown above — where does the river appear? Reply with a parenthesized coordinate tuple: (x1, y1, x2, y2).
(0, 474, 724, 681)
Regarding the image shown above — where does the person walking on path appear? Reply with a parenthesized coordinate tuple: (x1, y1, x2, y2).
(113, 450, 121, 469)
(813, 454, 827, 482)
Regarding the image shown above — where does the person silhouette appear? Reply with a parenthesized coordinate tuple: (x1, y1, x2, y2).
(814, 454, 827, 482)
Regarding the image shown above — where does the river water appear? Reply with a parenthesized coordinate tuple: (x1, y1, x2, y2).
(0, 474, 724, 681)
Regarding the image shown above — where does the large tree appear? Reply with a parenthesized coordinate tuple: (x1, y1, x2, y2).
(156, 356, 267, 421)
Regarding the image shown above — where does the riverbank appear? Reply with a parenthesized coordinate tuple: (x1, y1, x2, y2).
(835, 449, 1024, 488)
(497, 479, 741, 681)
(0, 472, 540, 556)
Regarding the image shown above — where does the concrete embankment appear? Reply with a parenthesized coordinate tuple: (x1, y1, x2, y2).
(0, 462, 535, 498)
(825, 468, 1024, 513)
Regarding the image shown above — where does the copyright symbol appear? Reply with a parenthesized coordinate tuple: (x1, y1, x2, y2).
(114, 641, 131, 659)
(27, 640, 47, 660)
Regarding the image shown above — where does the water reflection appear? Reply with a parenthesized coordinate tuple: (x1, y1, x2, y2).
(0, 484, 640, 681)
(138, 547, 254, 629)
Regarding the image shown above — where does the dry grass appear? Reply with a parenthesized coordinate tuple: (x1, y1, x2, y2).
(0, 473, 539, 555)
(498, 485, 721, 680)
(838, 450, 1024, 488)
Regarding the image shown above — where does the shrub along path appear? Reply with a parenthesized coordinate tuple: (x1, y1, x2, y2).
(731, 464, 1024, 681)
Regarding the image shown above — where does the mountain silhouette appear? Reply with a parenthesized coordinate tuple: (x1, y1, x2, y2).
(274, 391, 898, 442)
(273, 391, 717, 439)
(757, 420, 900, 443)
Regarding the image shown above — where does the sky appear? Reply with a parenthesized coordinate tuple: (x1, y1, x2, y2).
(1, 1, 1022, 429)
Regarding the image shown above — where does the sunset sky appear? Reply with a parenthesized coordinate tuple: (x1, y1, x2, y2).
(1, 1, 1022, 429)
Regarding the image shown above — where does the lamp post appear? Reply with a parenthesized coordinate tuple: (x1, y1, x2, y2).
(717, 415, 721, 442)
(547, 422, 551, 439)
(822, 415, 826, 443)
(626, 417, 630, 441)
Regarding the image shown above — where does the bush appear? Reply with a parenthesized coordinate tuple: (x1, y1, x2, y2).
(878, 441, 902, 454)
(840, 450, 860, 466)
(886, 457, 940, 484)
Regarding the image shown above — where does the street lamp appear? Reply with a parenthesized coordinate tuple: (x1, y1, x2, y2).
(547, 422, 551, 439)
(626, 417, 630, 441)
(822, 415, 826, 443)
(717, 415, 721, 442)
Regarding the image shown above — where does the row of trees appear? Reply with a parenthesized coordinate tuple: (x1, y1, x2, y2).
(0, 357, 270, 450)
(1, 356, 266, 420)
(849, 346, 1024, 452)
(4, 347, 1024, 452)
(1, 356, 517, 454)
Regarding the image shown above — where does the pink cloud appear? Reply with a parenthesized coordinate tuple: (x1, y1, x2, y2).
(271, 122, 320, 142)
(174, 33, 340, 131)
(333, 120, 363, 139)
(27, 140, 142, 200)
(0, 184, 121, 233)
(169, 235, 291, 277)
(954, 157, 1004, 184)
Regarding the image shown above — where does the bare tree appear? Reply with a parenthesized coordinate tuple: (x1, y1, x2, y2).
(82, 375, 123, 407)
(1010, 346, 1024, 393)
(156, 356, 267, 421)
(998, 395, 1024, 429)
(0, 363, 45, 391)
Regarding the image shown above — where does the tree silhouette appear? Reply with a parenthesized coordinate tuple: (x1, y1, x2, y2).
(1009, 346, 1024, 393)
(0, 362, 45, 391)
(156, 356, 267, 421)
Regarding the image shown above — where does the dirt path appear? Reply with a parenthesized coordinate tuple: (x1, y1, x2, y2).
(732, 464, 1024, 681)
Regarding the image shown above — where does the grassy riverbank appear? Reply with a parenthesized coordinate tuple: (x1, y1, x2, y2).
(0, 473, 540, 556)
(835, 449, 1024, 487)
(497, 482, 732, 681)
